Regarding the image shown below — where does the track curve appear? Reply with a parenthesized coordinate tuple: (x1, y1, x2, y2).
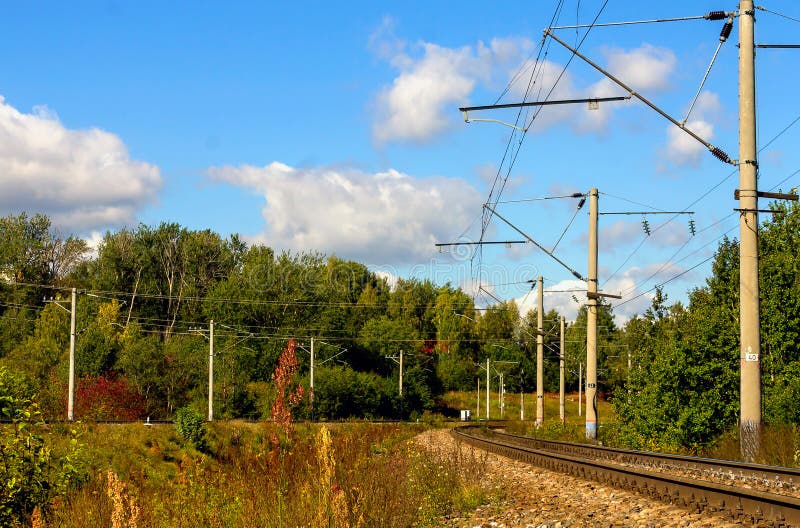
(452, 425, 800, 526)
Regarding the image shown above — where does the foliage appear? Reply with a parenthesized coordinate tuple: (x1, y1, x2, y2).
(174, 406, 208, 452)
(308, 365, 396, 419)
(270, 339, 305, 445)
(48, 422, 492, 528)
(75, 374, 146, 421)
(0, 367, 84, 525)
(613, 203, 800, 450)
(3, 207, 800, 452)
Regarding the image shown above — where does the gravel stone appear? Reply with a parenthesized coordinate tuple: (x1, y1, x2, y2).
(414, 429, 750, 528)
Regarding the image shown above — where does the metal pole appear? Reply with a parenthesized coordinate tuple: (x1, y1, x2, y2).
(520, 389, 524, 421)
(586, 188, 599, 439)
(536, 276, 544, 427)
(738, 0, 761, 462)
(486, 358, 490, 419)
(208, 320, 214, 421)
(67, 288, 76, 421)
(560, 316, 566, 424)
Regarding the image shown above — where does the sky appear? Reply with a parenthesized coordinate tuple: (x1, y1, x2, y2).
(2, 1, 800, 324)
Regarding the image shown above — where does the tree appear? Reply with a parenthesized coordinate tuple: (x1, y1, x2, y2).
(613, 242, 740, 450)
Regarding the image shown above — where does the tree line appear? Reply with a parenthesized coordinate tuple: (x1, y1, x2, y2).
(1, 204, 798, 448)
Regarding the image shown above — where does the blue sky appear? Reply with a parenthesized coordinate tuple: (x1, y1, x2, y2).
(2, 1, 799, 322)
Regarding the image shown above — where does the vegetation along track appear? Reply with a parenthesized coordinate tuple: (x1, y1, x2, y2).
(452, 425, 800, 526)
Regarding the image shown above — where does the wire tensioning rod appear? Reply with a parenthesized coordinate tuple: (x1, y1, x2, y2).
(483, 203, 586, 282)
(543, 29, 735, 166)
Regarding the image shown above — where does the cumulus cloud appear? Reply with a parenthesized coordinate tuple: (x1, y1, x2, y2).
(207, 162, 483, 264)
(0, 97, 161, 231)
(371, 23, 535, 144)
(512, 260, 695, 326)
(516, 278, 585, 322)
(663, 91, 722, 167)
(602, 44, 677, 93)
(511, 44, 676, 134)
(371, 26, 680, 144)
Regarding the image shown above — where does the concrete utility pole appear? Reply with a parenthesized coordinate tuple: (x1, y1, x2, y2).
(578, 362, 583, 417)
(560, 316, 566, 424)
(477, 379, 480, 419)
(399, 349, 403, 396)
(499, 372, 504, 418)
(310, 337, 315, 408)
(586, 188, 599, 439)
(486, 358, 490, 419)
(208, 320, 214, 421)
(536, 276, 544, 427)
(67, 288, 76, 421)
(738, 0, 761, 461)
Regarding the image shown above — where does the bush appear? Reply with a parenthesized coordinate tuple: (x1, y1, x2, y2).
(174, 406, 208, 451)
(0, 367, 84, 525)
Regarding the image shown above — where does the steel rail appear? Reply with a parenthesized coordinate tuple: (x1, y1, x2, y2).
(493, 429, 800, 490)
(452, 425, 800, 526)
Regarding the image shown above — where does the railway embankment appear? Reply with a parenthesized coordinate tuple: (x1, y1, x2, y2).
(415, 429, 751, 528)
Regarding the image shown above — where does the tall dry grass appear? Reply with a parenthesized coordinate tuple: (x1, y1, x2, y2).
(41, 421, 490, 528)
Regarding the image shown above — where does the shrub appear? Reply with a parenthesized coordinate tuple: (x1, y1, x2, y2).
(75, 374, 146, 421)
(174, 406, 207, 452)
(0, 367, 84, 525)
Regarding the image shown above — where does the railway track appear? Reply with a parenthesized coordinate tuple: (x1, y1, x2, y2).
(452, 425, 800, 526)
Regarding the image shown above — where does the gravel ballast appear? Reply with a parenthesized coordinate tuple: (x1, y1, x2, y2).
(414, 429, 756, 528)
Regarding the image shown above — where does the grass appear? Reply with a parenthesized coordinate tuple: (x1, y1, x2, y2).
(440, 390, 616, 428)
(439, 391, 800, 466)
(703, 424, 800, 467)
(32, 420, 493, 528)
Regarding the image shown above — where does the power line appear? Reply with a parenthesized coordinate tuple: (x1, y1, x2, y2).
(549, 13, 727, 30)
(603, 108, 800, 288)
(756, 5, 800, 25)
(494, 193, 585, 204)
(474, 0, 609, 302)
(613, 254, 717, 309)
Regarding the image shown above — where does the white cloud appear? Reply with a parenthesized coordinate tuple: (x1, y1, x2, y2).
(602, 44, 677, 93)
(516, 278, 585, 322)
(663, 90, 721, 167)
(372, 32, 535, 144)
(598, 221, 643, 252)
(84, 230, 105, 259)
(371, 30, 679, 144)
(207, 162, 483, 264)
(371, 268, 399, 291)
(515, 45, 676, 134)
(665, 119, 714, 167)
(0, 96, 161, 231)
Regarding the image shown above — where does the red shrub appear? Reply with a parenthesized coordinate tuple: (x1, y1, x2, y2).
(75, 374, 146, 421)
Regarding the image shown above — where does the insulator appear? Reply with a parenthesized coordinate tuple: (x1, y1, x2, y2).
(689, 218, 696, 236)
(720, 20, 733, 42)
(705, 11, 727, 21)
(577, 197, 586, 209)
(571, 192, 584, 198)
(642, 218, 651, 236)
(710, 146, 732, 164)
